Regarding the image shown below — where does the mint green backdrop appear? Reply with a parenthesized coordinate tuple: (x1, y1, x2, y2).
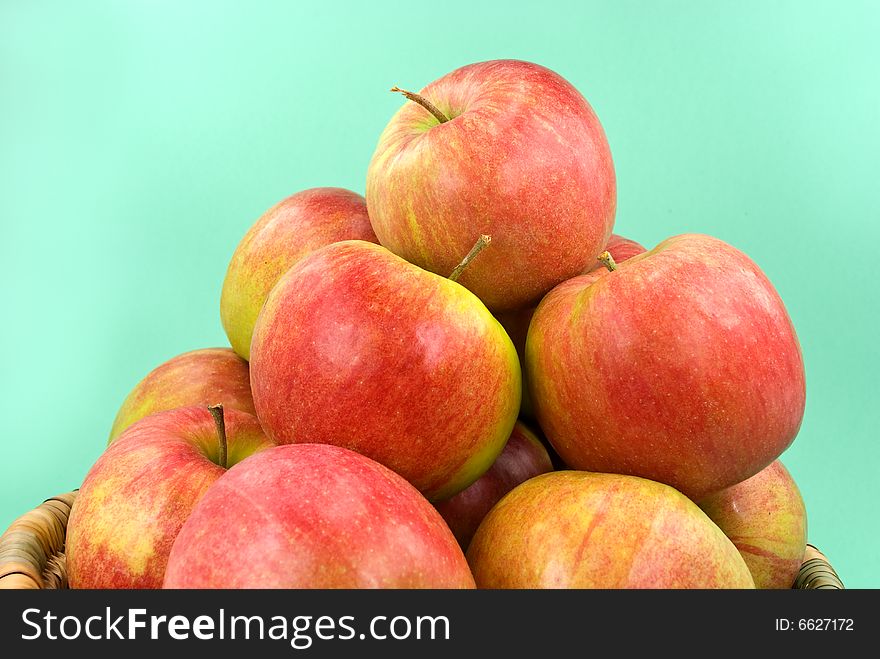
(1, 1, 877, 587)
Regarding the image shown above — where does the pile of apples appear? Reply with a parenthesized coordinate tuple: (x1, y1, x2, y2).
(65, 59, 807, 589)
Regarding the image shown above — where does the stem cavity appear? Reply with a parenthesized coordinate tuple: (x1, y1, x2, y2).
(208, 404, 228, 469)
(391, 86, 449, 124)
(449, 235, 492, 282)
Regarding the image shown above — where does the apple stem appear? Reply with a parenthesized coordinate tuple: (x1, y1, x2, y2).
(449, 234, 492, 282)
(391, 86, 449, 124)
(597, 251, 618, 272)
(208, 404, 228, 469)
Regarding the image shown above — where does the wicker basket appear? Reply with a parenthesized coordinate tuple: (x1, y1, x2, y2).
(0, 491, 845, 589)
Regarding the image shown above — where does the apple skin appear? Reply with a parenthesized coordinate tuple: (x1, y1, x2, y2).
(249, 240, 521, 501)
(366, 59, 616, 312)
(67, 406, 275, 589)
(108, 347, 255, 443)
(526, 233, 806, 500)
(433, 421, 553, 550)
(466, 471, 755, 588)
(220, 187, 378, 360)
(699, 460, 807, 589)
(163, 444, 476, 589)
(496, 233, 646, 419)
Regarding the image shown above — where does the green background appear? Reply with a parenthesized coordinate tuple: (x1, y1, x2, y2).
(1, 0, 877, 587)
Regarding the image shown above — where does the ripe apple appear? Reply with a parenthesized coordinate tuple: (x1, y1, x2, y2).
(467, 471, 755, 588)
(433, 421, 553, 549)
(496, 232, 646, 419)
(67, 405, 275, 588)
(163, 444, 475, 588)
(220, 187, 378, 360)
(366, 59, 616, 312)
(249, 239, 520, 501)
(594, 233, 647, 266)
(526, 233, 806, 500)
(108, 347, 255, 443)
(699, 460, 807, 589)
(494, 305, 537, 419)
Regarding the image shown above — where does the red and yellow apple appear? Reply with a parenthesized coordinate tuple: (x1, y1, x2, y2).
(467, 471, 755, 588)
(594, 233, 647, 266)
(249, 240, 520, 501)
(699, 459, 807, 589)
(67, 406, 274, 588)
(496, 232, 645, 419)
(108, 347, 255, 443)
(366, 59, 616, 312)
(526, 234, 806, 500)
(220, 187, 377, 360)
(433, 421, 553, 549)
(163, 444, 475, 588)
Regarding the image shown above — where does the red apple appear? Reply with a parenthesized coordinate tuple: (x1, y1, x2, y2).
(526, 233, 805, 500)
(592, 233, 647, 267)
(433, 421, 553, 549)
(467, 471, 755, 588)
(494, 305, 537, 419)
(249, 240, 521, 501)
(496, 233, 646, 419)
(163, 444, 475, 588)
(108, 347, 255, 443)
(220, 187, 378, 360)
(366, 59, 616, 312)
(67, 405, 275, 588)
(699, 460, 807, 589)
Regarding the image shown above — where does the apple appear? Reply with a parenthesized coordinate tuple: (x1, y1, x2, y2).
(67, 405, 275, 588)
(163, 443, 475, 588)
(433, 421, 553, 549)
(220, 187, 378, 360)
(593, 233, 647, 266)
(467, 471, 755, 588)
(699, 459, 807, 589)
(496, 232, 646, 419)
(249, 239, 520, 501)
(536, 426, 569, 471)
(366, 59, 616, 312)
(526, 233, 806, 500)
(108, 347, 255, 443)
(494, 305, 537, 419)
